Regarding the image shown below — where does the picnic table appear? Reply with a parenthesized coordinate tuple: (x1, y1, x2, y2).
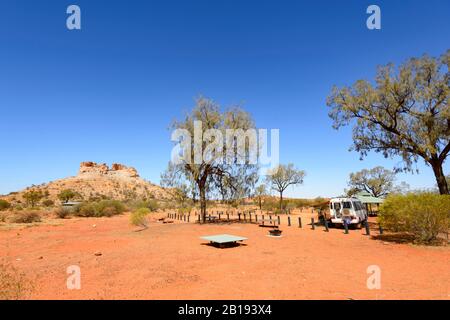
(207, 215, 219, 222)
(200, 234, 247, 248)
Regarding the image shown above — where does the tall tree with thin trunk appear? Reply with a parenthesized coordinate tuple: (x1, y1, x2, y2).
(161, 97, 258, 222)
(266, 164, 306, 210)
(327, 50, 450, 194)
(254, 184, 267, 210)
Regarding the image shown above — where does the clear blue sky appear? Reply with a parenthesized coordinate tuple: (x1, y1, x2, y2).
(1, 0, 449, 198)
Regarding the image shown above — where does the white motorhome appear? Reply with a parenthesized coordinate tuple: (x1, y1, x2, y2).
(328, 197, 368, 228)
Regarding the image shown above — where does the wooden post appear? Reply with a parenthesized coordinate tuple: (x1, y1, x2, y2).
(249, 213, 252, 222)
(187, 215, 190, 223)
(218, 213, 221, 220)
(238, 213, 241, 221)
(365, 220, 370, 236)
(311, 218, 315, 230)
(227, 213, 230, 221)
(278, 216, 281, 225)
(255, 214, 258, 222)
(287, 216, 291, 226)
(298, 217, 302, 228)
(198, 215, 200, 223)
(243, 213, 246, 222)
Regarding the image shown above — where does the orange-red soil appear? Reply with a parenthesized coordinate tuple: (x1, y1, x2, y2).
(1, 214, 449, 300)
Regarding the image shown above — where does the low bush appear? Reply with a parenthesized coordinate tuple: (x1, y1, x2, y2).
(0, 263, 33, 300)
(10, 211, 41, 224)
(42, 200, 55, 207)
(54, 207, 72, 219)
(379, 193, 450, 244)
(129, 199, 159, 212)
(73, 200, 126, 218)
(146, 199, 159, 212)
(0, 199, 11, 211)
(130, 207, 151, 228)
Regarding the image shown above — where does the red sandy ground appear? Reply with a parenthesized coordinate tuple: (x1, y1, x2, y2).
(0, 213, 449, 300)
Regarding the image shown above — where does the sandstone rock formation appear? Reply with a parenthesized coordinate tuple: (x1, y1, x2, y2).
(1, 162, 170, 205)
(79, 162, 139, 178)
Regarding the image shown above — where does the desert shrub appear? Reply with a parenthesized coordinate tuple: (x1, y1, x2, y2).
(73, 200, 126, 218)
(54, 207, 71, 219)
(379, 193, 450, 244)
(74, 203, 96, 217)
(0, 263, 34, 300)
(0, 199, 11, 211)
(262, 198, 278, 211)
(10, 211, 41, 224)
(0, 213, 7, 223)
(130, 199, 159, 212)
(42, 200, 54, 207)
(22, 189, 45, 207)
(130, 207, 151, 228)
(146, 199, 159, 212)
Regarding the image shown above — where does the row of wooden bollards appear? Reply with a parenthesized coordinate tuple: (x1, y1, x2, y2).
(166, 212, 383, 236)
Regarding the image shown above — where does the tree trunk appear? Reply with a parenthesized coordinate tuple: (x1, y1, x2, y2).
(431, 161, 449, 195)
(199, 184, 207, 223)
(259, 197, 262, 210)
(279, 191, 283, 211)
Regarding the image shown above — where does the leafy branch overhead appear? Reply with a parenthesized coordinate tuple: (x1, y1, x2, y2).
(327, 50, 450, 194)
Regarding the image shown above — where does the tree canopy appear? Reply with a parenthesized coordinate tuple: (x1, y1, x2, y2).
(347, 166, 396, 198)
(161, 97, 259, 222)
(327, 50, 450, 194)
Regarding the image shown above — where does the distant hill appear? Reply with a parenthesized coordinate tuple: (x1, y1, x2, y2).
(1, 162, 171, 205)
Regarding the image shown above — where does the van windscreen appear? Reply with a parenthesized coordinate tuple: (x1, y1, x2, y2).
(343, 202, 352, 209)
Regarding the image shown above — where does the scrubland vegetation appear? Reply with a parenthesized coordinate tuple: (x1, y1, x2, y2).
(0, 263, 33, 300)
(379, 193, 450, 244)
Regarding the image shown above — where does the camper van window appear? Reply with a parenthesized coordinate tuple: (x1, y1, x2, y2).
(333, 203, 341, 210)
(343, 202, 352, 209)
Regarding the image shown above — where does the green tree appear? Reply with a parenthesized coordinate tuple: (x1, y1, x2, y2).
(161, 97, 259, 222)
(22, 190, 44, 207)
(254, 184, 267, 210)
(266, 164, 306, 210)
(327, 50, 450, 195)
(57, 189, 78, 203)
(347, 166, 396, 197)
(0, 199, 11, 211)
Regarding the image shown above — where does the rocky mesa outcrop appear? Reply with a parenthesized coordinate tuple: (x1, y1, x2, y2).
(78, 162, 139, 179)
(1, 162, 171, 205)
